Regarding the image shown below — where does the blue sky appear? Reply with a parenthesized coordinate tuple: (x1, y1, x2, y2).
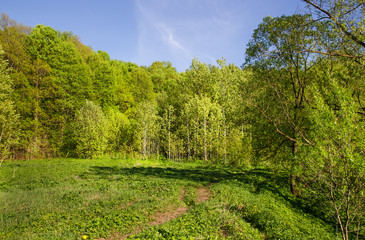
(2, 0, 307, 72)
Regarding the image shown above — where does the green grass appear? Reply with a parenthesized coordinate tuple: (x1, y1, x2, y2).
(0, 158, 336, 239)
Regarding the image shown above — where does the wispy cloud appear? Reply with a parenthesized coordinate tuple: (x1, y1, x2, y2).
(157, 23, 192, 59)
(134, 0, 302, 71)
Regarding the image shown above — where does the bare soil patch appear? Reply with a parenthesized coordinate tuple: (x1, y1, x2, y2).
(196, 186, 211, 204)
(116, 185, 212, 239)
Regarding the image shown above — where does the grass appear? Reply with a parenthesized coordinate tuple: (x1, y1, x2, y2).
(0, 158, 336, 239)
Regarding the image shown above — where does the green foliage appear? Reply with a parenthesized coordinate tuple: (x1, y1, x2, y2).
(104, 107, 130, 153)
(244, 14, 317, 175)
(0, 9, 364, 239)
(26, 24, 61, 61)
(301, 59, 365, 239)
(0, 44, 19, 161)
(304, 0, 365, 65)
(135, 101, 160, 158)
(73, 100, 109, 158)
(244, 10, 365, 239)
(129, 67, 155, 103)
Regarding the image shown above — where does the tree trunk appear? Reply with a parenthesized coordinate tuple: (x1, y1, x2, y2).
(290, 141, 298, 196)
(204, 116, 207, 161)
(224, 122, 227, 165)
(168, 120, 171, 160)
(290, 174, 297, 196)
(187, 120, 190, 161)
(143, 126, 147, 159)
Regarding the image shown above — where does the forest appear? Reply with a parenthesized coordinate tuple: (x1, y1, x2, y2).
(0, 0, 364, 239)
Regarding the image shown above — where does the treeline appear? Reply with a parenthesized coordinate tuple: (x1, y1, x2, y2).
(0, 14, 249, 164)
(0, 0, 364, 238)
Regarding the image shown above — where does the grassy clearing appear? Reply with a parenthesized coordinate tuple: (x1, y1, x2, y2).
(0, 158, 336, 239)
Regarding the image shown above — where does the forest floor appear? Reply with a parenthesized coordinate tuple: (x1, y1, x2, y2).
(0, 158, 336, 239)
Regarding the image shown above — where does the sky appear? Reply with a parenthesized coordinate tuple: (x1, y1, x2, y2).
(1, 0, 307, 72)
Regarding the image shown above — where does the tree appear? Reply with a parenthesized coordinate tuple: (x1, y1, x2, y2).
(303, 0, 365, 65)
(0, 14, 35, 158)
(182, 95, 222, 162)
(183, 58, 214, 98)
(0, 44, 19, 164)
(135, 101, 160, 159)
(245, 11, 365, 240)
(73, 100, 109, 158)
(245, 14, 316, 195)
(104, 107, 130, 154)
(213, 60, 247, 164)
(87, 51, 117, 108)
(129, 67, 155, 103)
(303, 58, 365, 240)
(161, 105, 176, 160)
(26, 24, 93, 154)
(27, 58, 53, 158)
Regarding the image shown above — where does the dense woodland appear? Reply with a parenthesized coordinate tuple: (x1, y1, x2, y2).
(0, 0, 364, 239)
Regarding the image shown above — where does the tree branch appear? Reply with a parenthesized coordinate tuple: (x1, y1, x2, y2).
(303, 0, 365, 48)
(252, 103, 298, 143)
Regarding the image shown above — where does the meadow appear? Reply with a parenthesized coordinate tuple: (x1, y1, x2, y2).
(0, 158, 337, 239)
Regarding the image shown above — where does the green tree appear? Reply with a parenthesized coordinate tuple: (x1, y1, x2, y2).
(303, 59, 365, 240)
(26, 25, 93, 154)
(213, 60, 247, 164)
(104, 107, 130, 154)
(161, 105, 176, 160)
(87, 51, 117, 108)
(0, 44, 19, 164)
(135, 101, 160, 159)
(0, 14, 34, 158)
(129, 67, 155, 103)
(73, 100, 109, 158)
(183, 96, 222, 162)
(245, 14, 317, 195)
(183, 58, 214, 98)
(109, 60, 136, 114)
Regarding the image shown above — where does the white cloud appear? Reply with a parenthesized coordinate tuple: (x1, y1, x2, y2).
(157, 23, 192, 59)
(133, 0, 248, 71)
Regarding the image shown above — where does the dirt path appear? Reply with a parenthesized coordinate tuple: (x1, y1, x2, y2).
(196, 186, 211, 204)
(115, 185, 212, 240)
(148, 189, 188, 226)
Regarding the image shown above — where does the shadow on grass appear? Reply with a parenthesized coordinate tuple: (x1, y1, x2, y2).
(88, 165, 276, 183)
(86, 165, 288, 199)
(84, 164, 329, 225)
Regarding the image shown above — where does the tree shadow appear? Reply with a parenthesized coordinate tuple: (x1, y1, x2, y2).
(85, 165, 287, 200)
(83, 164, 329, 225)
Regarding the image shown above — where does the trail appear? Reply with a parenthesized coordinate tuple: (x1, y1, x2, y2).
(111, 185, 212, 240)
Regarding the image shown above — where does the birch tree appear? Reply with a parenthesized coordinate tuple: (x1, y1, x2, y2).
(135, 101, 160, 159)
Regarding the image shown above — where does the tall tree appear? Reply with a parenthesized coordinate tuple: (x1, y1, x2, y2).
(161, 105, 175, 160)
(0, 44, 19, 164)
(302, 58, 365, 240)
(0, 14, 34, 158)
(213, 60, 246, 164)
(135, 101, 160, 159)
(245, 14, 316, 195)
(26, 25, 93, 154)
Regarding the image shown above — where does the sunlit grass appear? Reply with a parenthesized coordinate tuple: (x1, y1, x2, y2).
(0, 158, 335, 239)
